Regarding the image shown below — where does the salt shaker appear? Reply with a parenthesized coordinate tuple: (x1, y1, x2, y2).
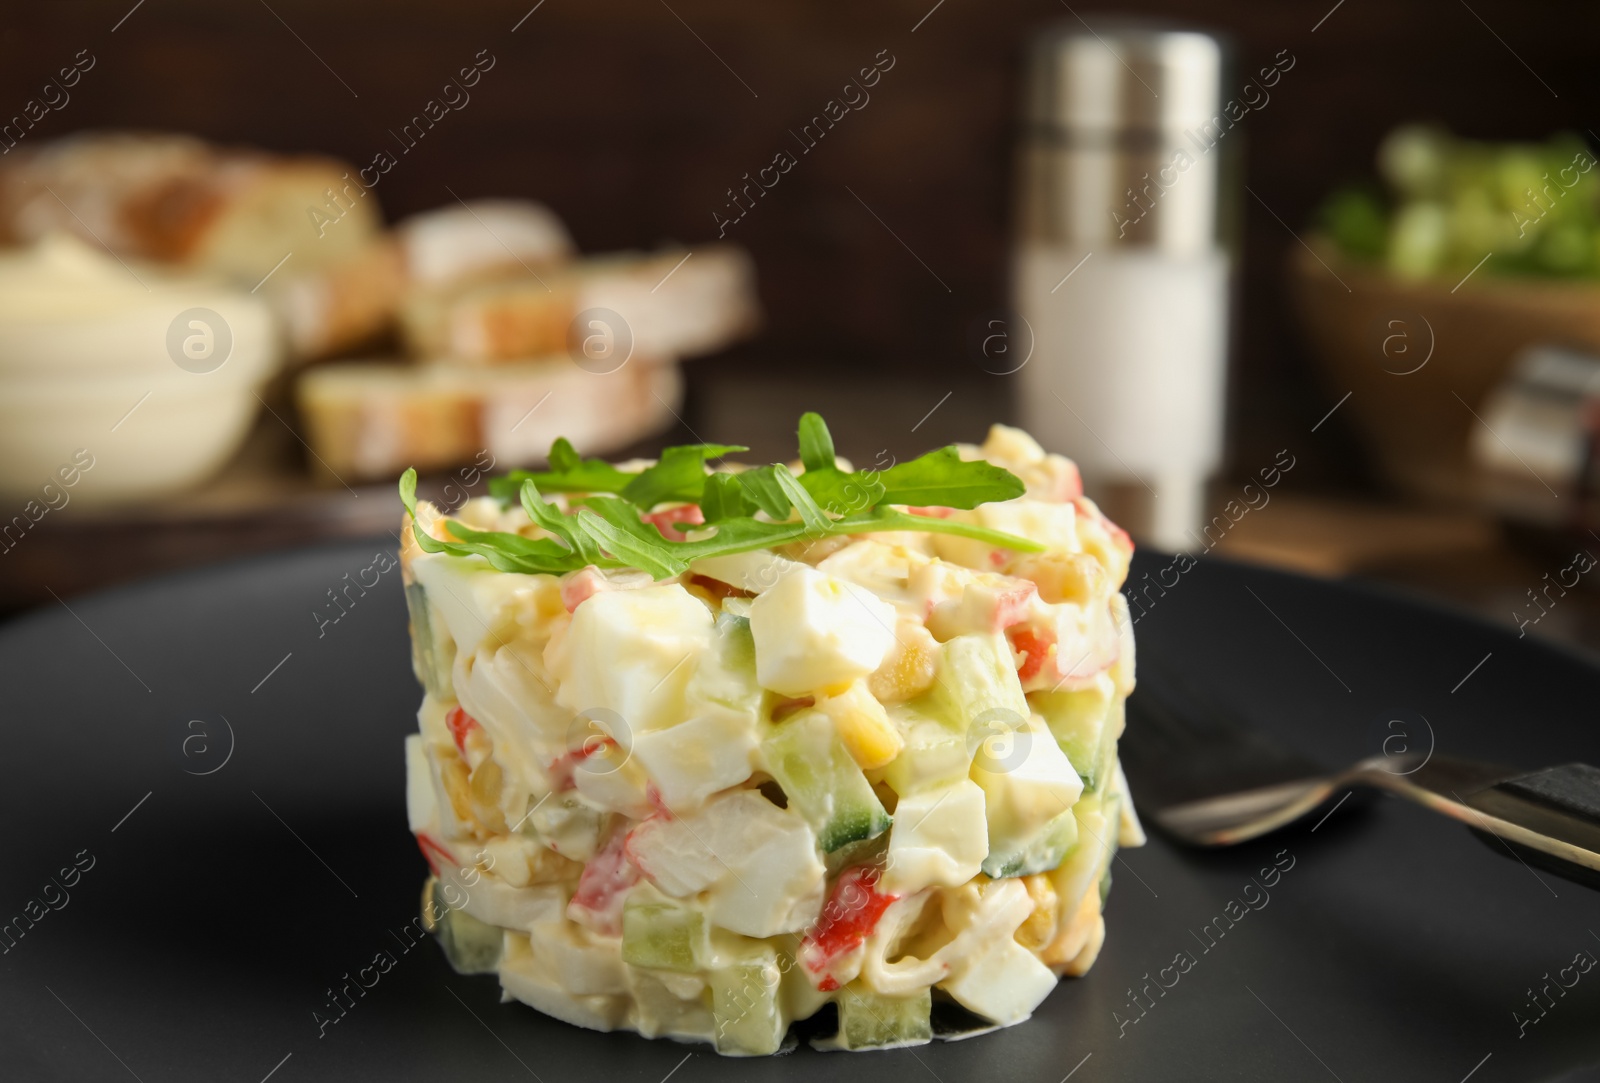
(1013, 20, 1236, 550)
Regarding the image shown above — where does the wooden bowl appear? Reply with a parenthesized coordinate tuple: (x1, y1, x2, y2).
(1288, 242, 1600, 504)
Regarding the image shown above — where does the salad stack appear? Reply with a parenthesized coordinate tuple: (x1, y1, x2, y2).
(399, 414, 1142, 1054)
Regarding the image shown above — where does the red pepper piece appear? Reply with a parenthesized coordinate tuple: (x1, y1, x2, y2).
(445, 707, 480, 756)
(799, 865, 898, 984)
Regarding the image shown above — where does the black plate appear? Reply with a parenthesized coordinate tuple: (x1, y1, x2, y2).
(2, 543, 1598, 1082)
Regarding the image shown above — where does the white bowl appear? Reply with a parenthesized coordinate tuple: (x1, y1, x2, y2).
(0, 364, 276, 505)
(0, 236, 282, 380)
(0, 236, 283, 503)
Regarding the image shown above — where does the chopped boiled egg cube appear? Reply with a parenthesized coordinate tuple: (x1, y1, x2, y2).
(457, 643, 567, 792)
(498, 932, 629, 1031)
(882, 779, 988, 893)
(1010, 599, 1121, 693)
(1072, 494, 1134, 588)
(748, 565, 896, 696)
(572, 743, 653, 818)
(815, 539, 930, 615)
(940, 935, 1059, 1025)
(926, 573, 1039, 639)
(631, 706, 758, 811)
(931, 499, 1079, 571)
(626, 790, 825, 938)
(405, 733, 438, 834)
(688, 550, 804, 594)
(980, 423, 1048, 468)
(528, 918, 630, 996)
(550, 583, 713, 733)
(1110, 592, 1137, 697)
(970, 714, 1084, 859)
(411, 553, 558, 657)
(1008, 550, 1107, 606)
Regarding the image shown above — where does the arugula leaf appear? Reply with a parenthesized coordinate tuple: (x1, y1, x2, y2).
(402, 469, 580, 573)
(701, 472, 756, 522)
(736, 465, 795, 520)
(774, 467, 830, 533)
(400, 467, 464, 556)
(520, 480, 602, 564)
(570, 507, 688, 578)
(620, 443, 747, 509)
(399, 466, 420, 514)
(800, 466, 885, 516)
(797, 412, 835, 473)
(837, 507, 1047, 552)
(671, 516, 815, 559)
(399, 413, 1046, 581)
(399, 467, 480, 561)
(583, 494, 667, 538)
(488, 438, 635, 500)
(548, 437, 582, 474)
(876, 446, 1025, 509)
(489, 466, 629, 500)
(439, 517, 579, 572)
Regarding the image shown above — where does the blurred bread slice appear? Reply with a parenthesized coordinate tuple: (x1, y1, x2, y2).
(397, 199, 573, 287)
(265, 238, 406, 361)
(268, 201, 576, 362)
(0, 131, 380, 280)
(296, 357, 681, 482)
(399, 244, 759, 364)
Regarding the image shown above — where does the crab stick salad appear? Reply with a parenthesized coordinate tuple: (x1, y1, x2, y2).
(397, 413, 1142, 1054)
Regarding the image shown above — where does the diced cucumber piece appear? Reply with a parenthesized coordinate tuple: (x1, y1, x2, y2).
(763, 709, 891, 852)
(981, 806, 1079, 879)
(1030, 680, 1114, 791)
(823, 832, 891, 878)
(709, 945, 786, 1056)
(621, 895, 706, 972)
(927, 633, 1030, 733)
(1097, 792, 1121, 906)
(1045, 792, 1112, 912)
(880, 704, 970, 794)
(835, 984, 933, 1049)
(1090, 699, 1124, 796)
(687, 612, 762, 716)
(404, 582, 455, 699)
(422, 878, 502, 974)
(715, 611, 755, 670)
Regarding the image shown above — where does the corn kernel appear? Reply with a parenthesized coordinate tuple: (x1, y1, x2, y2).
(1014, 873, 1059, 950)
(437, 745, 476, 828)
(818, 680, 903, 769)
(469, 756, 508, 835)
(867, 619, 939, 703)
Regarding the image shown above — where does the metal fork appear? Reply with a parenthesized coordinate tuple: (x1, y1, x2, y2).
(1119, 661, 1600, 890)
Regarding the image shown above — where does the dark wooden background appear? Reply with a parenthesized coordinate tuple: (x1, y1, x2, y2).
(5, 0, 1600, 485)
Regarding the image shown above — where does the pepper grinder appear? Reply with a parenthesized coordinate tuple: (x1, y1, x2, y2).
(1013, 20, 1237, 550)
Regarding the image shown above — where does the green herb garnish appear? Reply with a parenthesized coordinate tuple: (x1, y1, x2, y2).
(403, 412, 1041, 578)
